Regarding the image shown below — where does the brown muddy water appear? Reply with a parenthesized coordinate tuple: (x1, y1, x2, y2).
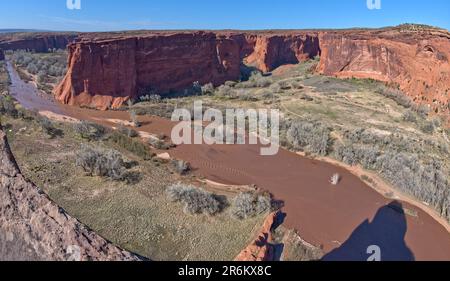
(5, 62, 450, 261)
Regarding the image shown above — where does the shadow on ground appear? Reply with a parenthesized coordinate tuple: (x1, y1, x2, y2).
(322, 201, 415, 261)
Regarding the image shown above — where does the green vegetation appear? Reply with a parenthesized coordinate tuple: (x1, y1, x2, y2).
(9, 49, 67, 94)
(76, 145, 129, 181)
(286, 120, 333, 155)
(108, 130, 154, 160)
(166, 183, 225, 216)
(0, 61, 10, 94)
(74, 121, 107, 141)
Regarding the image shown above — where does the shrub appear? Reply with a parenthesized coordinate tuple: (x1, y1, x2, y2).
(166, 183, 223, 216)
(376, 152, 449, 221)
(290, 80, 303, 90)
(286, 120, 333, 155)
(334, 143, 380, 169)
(76, 145, 126, 181)
(201, 83, 215, 95)
(148, 137, 173, 150)
(74, 121, 106, 141)
(171, 159, 191, 175)
(215, 85, 233, 96)
(259, 89, 274, 100)
(375, 86, 412, 108)
(402, 110, 417, 123)
(420, 121, 435, 134)
(252, 73, 272, 88)
(139, 94, 161, 103)
(117, 126, 139, 138)
(238, 91, 258, 101)
(230, 192, 272, 220)
(26, 63, 38, 75)
(270, 83, 282, 93)
(38, 117, 63, 138)
(224, 81, 237, 87)
(0, 96, 18, 118)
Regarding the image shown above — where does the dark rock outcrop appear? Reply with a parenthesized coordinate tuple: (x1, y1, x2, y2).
(0, 49, 4, 61)
(0, 126, 142, 261)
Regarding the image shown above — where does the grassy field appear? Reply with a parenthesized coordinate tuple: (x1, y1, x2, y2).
(2, 112, 266, 261)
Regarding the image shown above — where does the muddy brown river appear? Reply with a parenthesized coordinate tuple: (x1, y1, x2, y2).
(6, 61, 450, 261)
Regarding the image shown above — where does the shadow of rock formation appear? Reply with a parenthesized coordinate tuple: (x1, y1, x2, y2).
(322, 201, 415, 261)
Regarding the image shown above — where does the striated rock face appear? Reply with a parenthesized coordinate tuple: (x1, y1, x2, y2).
(0, 33, 78, 53)
(0, 126, 142, 261)
(317, 28, 450, 114)
(54, 31, 321, 109)
(54, 27, 450, 114)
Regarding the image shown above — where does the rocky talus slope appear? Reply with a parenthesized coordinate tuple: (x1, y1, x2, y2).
(0, 126, 142, 261)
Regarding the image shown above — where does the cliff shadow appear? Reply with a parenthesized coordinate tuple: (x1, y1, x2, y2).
(322, 201, 415, 261)
(239, 64, 271, 81)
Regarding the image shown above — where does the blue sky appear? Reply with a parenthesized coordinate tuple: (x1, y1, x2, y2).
(0, 0, 449, 32)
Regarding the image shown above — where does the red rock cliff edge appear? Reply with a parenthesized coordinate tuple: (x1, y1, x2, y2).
(55, 27, 450, 114)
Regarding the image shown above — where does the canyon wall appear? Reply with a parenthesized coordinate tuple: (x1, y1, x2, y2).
(318, 28, 450, 114)
(0, 33, 78, 52)
(242, 33, 320, 72)
(0, 125, 142, 261)
(54, 27, 450, 114)
(54, 31, 321, 109)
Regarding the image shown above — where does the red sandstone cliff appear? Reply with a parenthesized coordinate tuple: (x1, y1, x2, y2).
(54, 26, 450, 114)
(318, 27, 450, 114)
